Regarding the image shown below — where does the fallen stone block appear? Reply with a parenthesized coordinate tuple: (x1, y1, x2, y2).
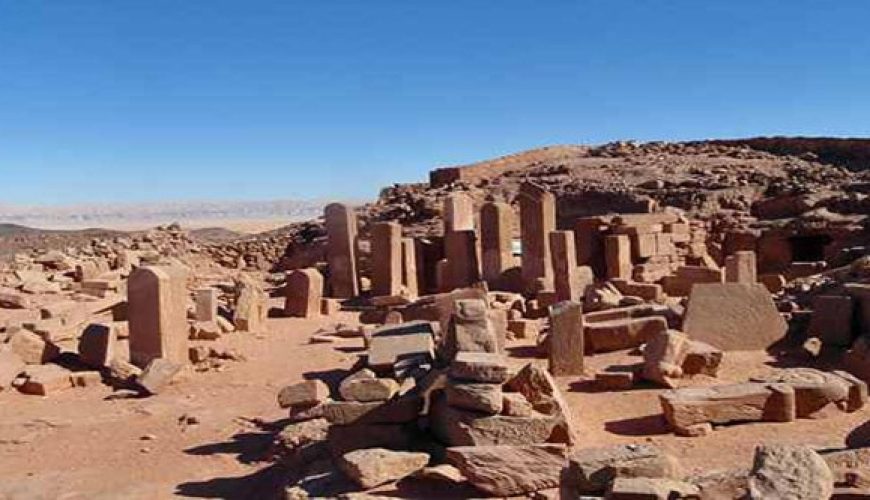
(367, 320, 435, 374)
(607, 476, 699, 499)
(322, 396, 421, 425)
(501, 392, 535, 417)
(326, 423, 415, 458)
(445, 382, 503, 415)
(749, 368, 865, 417)
(0, 290, 30, 309)
(446, 444, 568, 497)
(505, 364, 578, 445)
(682, 283, 787, 351)
(449, 351, 510, 383)
(7, 329, 61, 364)
(660, 383, 796, 436)
(585, 316, 668, 353)
(507, 319, 538, 339)
(278, 380, 331, 409)
(430, 393, 558, 446)
(339, 376, 399, 403)
(565, 444, 682, 495)
(338, 447, 429, 489)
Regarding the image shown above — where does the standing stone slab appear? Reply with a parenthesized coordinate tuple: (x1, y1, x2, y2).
(444, 230, 481, 291)
(78, 322, 117, 368)
(194, 288, 218, 322)
(519, 182, 555, 293)
(285, 268, 324, 318)
(682, 283, 787, 351)
(481, 202, 514, 288)
(324, 203, 359, 298)
(444, 193, 475, 233)
(128, 265, 188, 368)
(807, 295, 854, 347)
(549, 230, 581, 302)
(725, 250, 758, 284)
(549, 301, 584, 376)
(233, 275, 268, 333)
(605, 234, 632, 280)
(371, 222, 402, 297)
(400, 238, 419, 298)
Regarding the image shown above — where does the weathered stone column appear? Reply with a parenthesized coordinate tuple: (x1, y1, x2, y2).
(550, 230, 580, 302)
(519, 182, 555, 293)
(444, 230, 481, 291)
(128, 265, 188, 368)
(401, 238, 419, 298)
(574, 217, 606, 277)
(549, 301, 584, 375)
(324, 203, 359, 298)
(194, 287, 218, 322)
(481, 201, 514, 288)
(725, 250, 757, 284)
(371, 222, 402, 296)
(285, 268, 324, 318)
(604, 234, 632, 280)
(444, 193, 475, 233)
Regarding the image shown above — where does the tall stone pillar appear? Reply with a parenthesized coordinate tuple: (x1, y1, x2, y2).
(444, 230, 481, 291)
(519, 182, 556, 293)
(401, 238, 419, 297)
(371, 222, 402, 296)
(285, 268, 324, 318)
(605, 234, 632, 280)
(549, 301, 584, 376)
(575, 216, 606, 277)
(481, 202, 514, 288)
(444, 193, 475, 233)
(324, 203, 359, 298)
(725, 250, 757, 284)
(550, 230, 579, 302)
(128, 265, 188, 368)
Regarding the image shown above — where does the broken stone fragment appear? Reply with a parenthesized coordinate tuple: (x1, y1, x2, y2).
(446, 444, 568, 497)
(641, 329, 690, 388)
(585, 316, 668, 354)
(366, 321, 435, 374)
(338, 448, 429, 489)
(680, 340, 723, 377)
(595, 371, 634, 391)
(108, 358, 143, 383)
(136, 358, 183, 395)
(749, 368, 864, 417)
(277, 380, 331, 409)
(501, 392, 535, 417)
(747, 444, 833, 500)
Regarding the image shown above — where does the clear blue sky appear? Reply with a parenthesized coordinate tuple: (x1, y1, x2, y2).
(1, 1, 868, 206)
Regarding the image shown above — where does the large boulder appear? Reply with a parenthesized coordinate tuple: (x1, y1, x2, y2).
(748, 445, 833, 500)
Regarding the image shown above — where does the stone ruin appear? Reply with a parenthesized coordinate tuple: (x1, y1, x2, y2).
(1, 154, 870, 497)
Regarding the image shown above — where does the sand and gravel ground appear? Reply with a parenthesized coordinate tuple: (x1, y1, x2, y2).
(1, 298, 868, 499)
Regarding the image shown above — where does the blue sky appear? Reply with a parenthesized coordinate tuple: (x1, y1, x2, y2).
(1, 1, 868, 205)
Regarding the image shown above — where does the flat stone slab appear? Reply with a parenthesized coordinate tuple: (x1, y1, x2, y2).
(682, 283, 787, 351)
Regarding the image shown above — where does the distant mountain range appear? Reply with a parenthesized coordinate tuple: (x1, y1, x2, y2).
(0, 199, 334, 230)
